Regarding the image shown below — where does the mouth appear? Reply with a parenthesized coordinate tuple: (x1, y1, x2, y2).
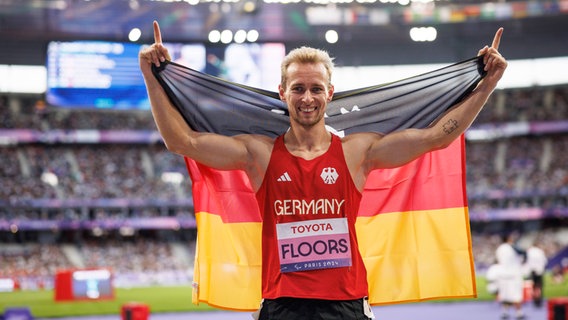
(300, 106, 316, 113)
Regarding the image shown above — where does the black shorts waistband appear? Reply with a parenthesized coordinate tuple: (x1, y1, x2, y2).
(258, 297, 372, 320)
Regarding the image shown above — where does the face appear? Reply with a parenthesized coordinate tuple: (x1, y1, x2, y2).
(279, 62, 334, 128)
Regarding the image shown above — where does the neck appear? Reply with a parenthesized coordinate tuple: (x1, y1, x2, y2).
(284, 125, 332, 159)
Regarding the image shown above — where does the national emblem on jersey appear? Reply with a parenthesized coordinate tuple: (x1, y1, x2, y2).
(320, 167, 339, 184)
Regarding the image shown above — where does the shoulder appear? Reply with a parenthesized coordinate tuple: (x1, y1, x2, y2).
(234, 134, 277, 191)
(235, 133, 276, 144)
(235, 133, 275, 154)
(341, 131, 384, 143)
(340, 132, 384, 152)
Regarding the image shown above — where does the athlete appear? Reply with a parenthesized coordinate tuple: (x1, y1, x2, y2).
(139, 21, 507, 320)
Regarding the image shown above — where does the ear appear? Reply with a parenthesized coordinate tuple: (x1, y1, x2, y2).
(327, 84, 335, 102)
(278, 84, 286, 101)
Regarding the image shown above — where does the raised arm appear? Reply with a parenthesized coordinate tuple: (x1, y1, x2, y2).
(139, 21, 272, 186)
(348, 28, 507, 182)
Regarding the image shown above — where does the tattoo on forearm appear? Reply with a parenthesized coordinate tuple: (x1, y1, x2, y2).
(442, 119, 458, 134)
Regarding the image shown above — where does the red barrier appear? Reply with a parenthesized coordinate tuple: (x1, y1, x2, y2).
(548, 297, 568, 320)
(121, 302, 150, 320)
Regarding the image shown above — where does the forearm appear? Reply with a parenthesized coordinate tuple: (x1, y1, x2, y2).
(139, 56, 259, 173)
(431, 28, 506, 148)
(141, 64, 193, 154)
(352, 40, 507, 174)
(429, 78, 496, 148)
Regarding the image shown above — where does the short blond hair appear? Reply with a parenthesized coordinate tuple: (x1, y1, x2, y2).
(280, 46, 334, 89)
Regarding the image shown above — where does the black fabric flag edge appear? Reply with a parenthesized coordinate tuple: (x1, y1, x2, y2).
(151, 56, 485, 138)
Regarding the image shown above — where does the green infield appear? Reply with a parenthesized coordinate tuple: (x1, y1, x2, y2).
(0, 286, 215, 318)
(1, 276, 566, 318)
(441, 275, 568, 303)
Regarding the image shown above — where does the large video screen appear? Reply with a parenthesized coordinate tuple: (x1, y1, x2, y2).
(46, 41, 285, 110)
(72, 269, 113, 299)
(46, 41, 152, 110)
(54, 268, 114, 301)
(46, 41, 209, 110)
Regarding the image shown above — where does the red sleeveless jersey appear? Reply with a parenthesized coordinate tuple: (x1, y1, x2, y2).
(256, 133, 369, 300)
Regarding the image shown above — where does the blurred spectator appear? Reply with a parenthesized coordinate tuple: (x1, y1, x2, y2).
(495, 232, 526, 320)
(524, 241, 548, 308)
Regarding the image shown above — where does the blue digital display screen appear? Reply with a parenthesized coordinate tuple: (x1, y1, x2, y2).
(46, 41, 284, 110)
(46, 41, 152, 109)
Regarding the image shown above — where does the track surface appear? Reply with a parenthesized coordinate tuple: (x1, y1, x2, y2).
(37, 300, 547, 320)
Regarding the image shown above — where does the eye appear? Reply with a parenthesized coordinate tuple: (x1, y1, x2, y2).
(291, 86, 304, 93)
(311, 87, 324, 94)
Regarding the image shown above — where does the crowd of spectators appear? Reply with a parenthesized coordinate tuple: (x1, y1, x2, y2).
(2, 135, 567, 213)
(2, 87, 568, 216)
(1, 84, 568, 289)
(0, 143, 191, 220)
(0, 94, 156, 131)
(475, 85, 568, 123)
(0, 244, 69, 290)
(0, 238, 195, 290)
(1, 229, 565, 291)
(466, 135, 568, 210)
(471, 227, 568, 271)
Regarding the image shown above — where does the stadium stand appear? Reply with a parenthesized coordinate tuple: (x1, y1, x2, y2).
(1, 84, 568, 291)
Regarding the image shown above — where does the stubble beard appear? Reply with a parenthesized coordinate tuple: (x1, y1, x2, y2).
(292, 110, 325, 129)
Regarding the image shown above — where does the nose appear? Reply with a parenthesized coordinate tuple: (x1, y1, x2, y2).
(301, 91, 314, 104)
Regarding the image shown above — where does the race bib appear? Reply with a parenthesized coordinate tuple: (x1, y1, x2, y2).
(276, 218, 352, 273)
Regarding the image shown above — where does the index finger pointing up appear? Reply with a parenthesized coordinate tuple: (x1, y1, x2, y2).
(491, 27, 503, 50)
(153, 20, 162, 44)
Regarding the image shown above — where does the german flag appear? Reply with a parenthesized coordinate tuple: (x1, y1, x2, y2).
(152, 56, 484, 310)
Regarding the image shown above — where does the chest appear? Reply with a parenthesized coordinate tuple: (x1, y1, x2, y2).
(267, 148, 347, 195)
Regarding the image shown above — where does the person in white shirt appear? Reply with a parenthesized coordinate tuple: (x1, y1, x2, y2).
(524, 242, 548, 308)
(495, 232, 526, 320)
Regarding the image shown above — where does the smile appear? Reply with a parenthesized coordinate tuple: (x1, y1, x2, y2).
(300, 107, 316, 112)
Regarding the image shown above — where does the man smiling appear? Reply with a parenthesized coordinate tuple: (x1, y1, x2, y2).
(139, 21, 507, 320)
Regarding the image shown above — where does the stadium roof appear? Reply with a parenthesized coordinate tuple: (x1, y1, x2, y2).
(1, 0, 567, 66)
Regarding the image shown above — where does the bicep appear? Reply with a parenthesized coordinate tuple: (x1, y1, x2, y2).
(365, 128, 437, 170)
(174, 132, 264, 171)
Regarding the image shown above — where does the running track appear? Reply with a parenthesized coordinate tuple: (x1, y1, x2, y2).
(38, 300, 547, 320)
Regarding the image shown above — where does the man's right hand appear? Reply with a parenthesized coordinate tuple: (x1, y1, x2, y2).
(139, 21, 172, 73)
